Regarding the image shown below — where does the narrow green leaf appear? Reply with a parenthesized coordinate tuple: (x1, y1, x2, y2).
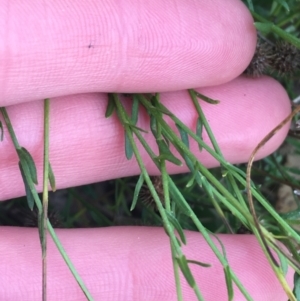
(201, 177, 213, 198)
(275, 0, 289, 12)
(155, 105, 173, 116)
(17, 147, 38, 184)
(176, 124, 189, 148)
(196, 118, 203, 151)
(48, 162, 56, 192)
(161, 133, 170, 148)
(131, 95, 139, 125)
(187, 259, 211, 268)
(130, 174, 144, 211)
(150, 115, 158, 137)
(252, 12, 300, 49)
(166, 211, 186, 245)
(293, 272, 300, 299)
(149, 100, 173, 116)
(157, 137, 174, 152)
(175, 236, 182, 247)
(186, 171, 196, 188)
(18, 162, 35, 210)
(127, 123, 148, 133)
(193, 90, 220, 104)
(254, 22, 273, 34)
(0, 120, 3, 141)
(176, 255, 195, 287)
(195, 171, 205, 188)
(224, 266, 234, 301)
(169, 180, 191, 216)
(277, 250, 288, 276)
(246, 0, 254, 11)
(156, 139, 182, 166)
(221, 168, 228, 177)
(156, 153, 182, 166)
(105, 94, 115, 118)
(125, 132, 133, 160)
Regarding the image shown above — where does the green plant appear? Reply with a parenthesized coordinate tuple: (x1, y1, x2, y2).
(1, 0, 300, 300)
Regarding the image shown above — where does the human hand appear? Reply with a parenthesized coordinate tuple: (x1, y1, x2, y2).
(0, 0, 293, 300)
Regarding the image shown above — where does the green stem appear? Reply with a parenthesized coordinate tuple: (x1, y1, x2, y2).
(42, 99, 50, 301)
(189, 89, 248, 211)
(113, 95, 205, 301)
(171, 245, 183, 301)
(47, 222, 94, 300)
(168, 180, 254, 300)
(0, 107, 21, 148)
(252, 12, 300, 49)
(0, 106, 94, 301)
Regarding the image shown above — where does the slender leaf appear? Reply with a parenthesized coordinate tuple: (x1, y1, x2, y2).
(186, 170, 197, 188)
(245, 0, 254, 11)
(176, 124, 189, 149)
(224, 266, 234, 301)
(254, 22, 273, 34)
(187, 259, 211, 268)
(254, 19, 300, 49)
(156, 139, 182, 166)
(176, 255, 195, 287)
(156, 153, 182, 166)
(193, 90, 220, 104)
(0, 120, 3, 141)
(161, 133, 170, 148)
(275, 0, 289, 12)
(131, 95, 139, 125)
(196, 118, 203, 151)
(277, 250, 288, 276)
(105, 94, 115, 118)
(125, 132, 133, 160)
(150, 115, 158, 137)
(48, 162, 56, 191)
(127, 123, 148, 133)
(18, 162, 35, 210)
(166, 211, 187, 245)
(293, 272, 300, 300)
(17, 147, 38, 184)
(155, 105, 173, 116)
(130, 174, 144, 211)
(169, 180, 192, 216)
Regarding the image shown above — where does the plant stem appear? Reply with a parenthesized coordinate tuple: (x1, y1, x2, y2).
(42, 98, 50, 301)
(0, 106, 94, 301)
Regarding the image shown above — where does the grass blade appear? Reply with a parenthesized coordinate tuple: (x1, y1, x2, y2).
(18, 161, 35, 210)
(17, 147, 38, 184)
(166, 211, 187, 245)
(48, 162, 56, 191)
(0, 120, 3, 141)
(131, 174, 144, 211)
(125, 132, 133, 160)
(105, 94, 115, 118)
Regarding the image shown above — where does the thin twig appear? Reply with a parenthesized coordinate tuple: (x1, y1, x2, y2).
(247, 105, 300, 301)
(42, 99, 50, 301)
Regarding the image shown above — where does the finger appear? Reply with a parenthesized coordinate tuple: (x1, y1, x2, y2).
(0, 76, 291, 201)
(0, 0, 256, 106)
(0, 226, 293, 301)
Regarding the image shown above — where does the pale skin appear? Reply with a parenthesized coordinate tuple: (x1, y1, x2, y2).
(0, 0, 294, 300)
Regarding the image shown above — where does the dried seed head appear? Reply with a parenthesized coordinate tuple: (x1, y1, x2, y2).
(140, 176, 164, 209)
(269, 41, 300, 76)
(23, 209, 62, 228)
(244, 40, 273, 77)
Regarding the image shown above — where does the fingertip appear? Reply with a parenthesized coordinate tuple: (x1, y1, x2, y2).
(196, 75, 291, 165)
(1, 0, 256, 105)
(0, 77, 291, 200)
